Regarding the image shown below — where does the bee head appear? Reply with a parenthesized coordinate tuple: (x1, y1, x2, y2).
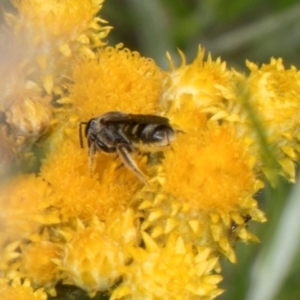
(79, 118, 97, 148)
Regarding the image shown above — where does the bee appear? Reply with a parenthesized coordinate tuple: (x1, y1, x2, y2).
(79, 111, 176, 185)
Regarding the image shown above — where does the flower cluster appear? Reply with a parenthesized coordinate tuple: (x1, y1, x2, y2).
(1, 1, 300, 300)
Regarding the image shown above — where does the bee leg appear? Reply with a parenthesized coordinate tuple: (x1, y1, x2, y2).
(88, 142, 97, 173)
(117, 144, 150, 187)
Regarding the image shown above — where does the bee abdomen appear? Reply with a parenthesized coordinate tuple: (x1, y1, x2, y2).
(143, 124, 175, 146)
(123, 123, 174, 147)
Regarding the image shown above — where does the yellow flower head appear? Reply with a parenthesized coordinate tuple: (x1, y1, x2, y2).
(5, 91, 52, 150)
(70, 45, 164, 120)
(111, 232, 223, 300)
(40, 136, 142, 221)
(163, 123, 257, 212)
(20, 241, 62, 290)
(0, 278, 47, 300)
(245, 58, 300, 182)
(11, 0, 109, 45)
(139, 121, 265, 262)
(4, 0, 110, 96)
(161, 47, 234, 117)
(63, 226, 121, 297)
(0, 174, 57, 247)
(62, 211, 139, 297)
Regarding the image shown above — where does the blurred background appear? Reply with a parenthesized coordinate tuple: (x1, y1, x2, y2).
(2, 0, 300, 299)
(100, 0, 300, 71)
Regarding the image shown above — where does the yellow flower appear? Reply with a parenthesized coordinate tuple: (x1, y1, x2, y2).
(20, 241, 62, 293)
(12, 0, 105, 38)
(0, 174, 60, 285)
(61, 210, 139, 297)
(38, 45, 164, 222)
(0, 278, 47, 300)
(111, 232, 223, 300)
(244, 58, 300, 182)
(138, 50, 267, 262)
(5, 91, 52, 150)
(63, 225, 121, 297)
(40, 136, 142, 221)
(0, 174, 58, 248)
(161, 49, 300, 184)
(139, 121, 265, 262)
(163, 123, 258, 212)
(69, 45, 164, 121)
(160, 47, 235, 119)
(0, 241, 21, 277)
(9, 0, 111, 55)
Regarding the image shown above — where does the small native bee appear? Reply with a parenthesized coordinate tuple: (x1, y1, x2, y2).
(79, 111, 176, 185)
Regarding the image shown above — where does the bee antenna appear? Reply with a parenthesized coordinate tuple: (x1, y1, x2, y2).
(79, 122, 88, 148)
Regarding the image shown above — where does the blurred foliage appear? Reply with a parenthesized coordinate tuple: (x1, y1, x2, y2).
(101, 0, 300, 70)
(2, 0, 300, 299)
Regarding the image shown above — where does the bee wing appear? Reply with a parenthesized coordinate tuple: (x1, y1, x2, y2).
(127, 114, 171, 125)
(101, 111, 170, 126)
(100, 111, 130, 124)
